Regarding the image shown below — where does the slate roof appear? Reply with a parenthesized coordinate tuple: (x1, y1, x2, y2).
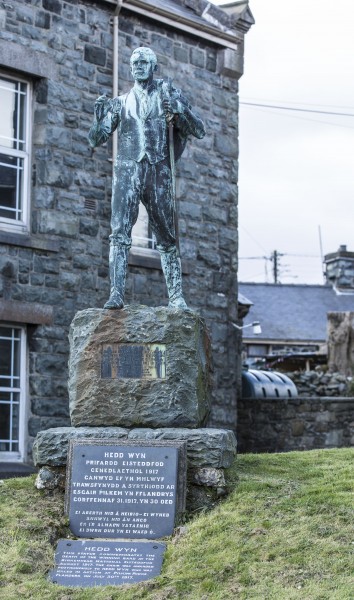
(131, 0, 255, 36)
(139, 0, 233, 32)
(219, 1, 255, 30)
(239, 283, 354, 342)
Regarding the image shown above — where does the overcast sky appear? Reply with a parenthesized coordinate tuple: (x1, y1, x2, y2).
(212, 0, 354, 284)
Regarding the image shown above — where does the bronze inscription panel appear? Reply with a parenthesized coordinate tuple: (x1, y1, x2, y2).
(101, 344, 166, 379)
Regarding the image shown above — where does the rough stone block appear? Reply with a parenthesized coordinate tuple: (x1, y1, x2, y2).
(190, 48, 205, 68)
(68, 307, 212, 428)
(189, 467, 226, 489)
(128, 428, 236, 468)
(38, 211, 77, 238)
(33, 426, 130, 466)
(174, 46, 189, 63)
(32, 426, 236, 469)
(84, 44, 106, 66)
(43, 0, 62, 15)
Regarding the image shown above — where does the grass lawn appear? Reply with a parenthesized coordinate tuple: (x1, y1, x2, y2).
(0, 448, 353, 599)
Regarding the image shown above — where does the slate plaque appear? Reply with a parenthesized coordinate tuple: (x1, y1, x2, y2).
(101, 343, 167, 379)
(50, 539, 166, 587)
(66, 439, 187, 539)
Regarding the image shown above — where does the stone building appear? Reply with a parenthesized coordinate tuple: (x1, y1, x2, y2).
(0, 0, 254, 466)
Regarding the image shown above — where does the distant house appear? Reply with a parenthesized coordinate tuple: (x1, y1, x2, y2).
(239, 245, 354, 370)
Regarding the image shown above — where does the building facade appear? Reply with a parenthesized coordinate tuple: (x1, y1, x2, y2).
(0, 0, 254, 464)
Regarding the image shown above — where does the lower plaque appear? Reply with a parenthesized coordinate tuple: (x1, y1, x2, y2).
(66, 439, 186, 539)
(50, 539, 166, 587)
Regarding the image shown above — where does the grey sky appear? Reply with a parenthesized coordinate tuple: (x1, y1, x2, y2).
(212, 0, 354, 284)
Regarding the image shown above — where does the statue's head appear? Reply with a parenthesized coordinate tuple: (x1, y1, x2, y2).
(130, 47, 158, 83)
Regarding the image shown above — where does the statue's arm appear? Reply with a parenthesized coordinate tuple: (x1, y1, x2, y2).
(170, 90, 205, 139)
(175, 103, 205, 139)
(88, 96, 121, 148)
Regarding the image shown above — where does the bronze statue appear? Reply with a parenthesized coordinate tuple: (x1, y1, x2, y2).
(89, 47, 205, 309)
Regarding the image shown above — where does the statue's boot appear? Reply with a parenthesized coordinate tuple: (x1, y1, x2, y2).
(159, 246, 188, 309)
(104, 244, 129, 309)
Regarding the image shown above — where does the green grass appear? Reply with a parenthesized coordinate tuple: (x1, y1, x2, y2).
(0, 448, 353, 599)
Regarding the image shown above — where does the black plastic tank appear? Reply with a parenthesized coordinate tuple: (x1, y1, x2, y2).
(242, 369, 298, 399)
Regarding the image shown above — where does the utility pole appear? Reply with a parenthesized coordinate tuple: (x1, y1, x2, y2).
(271, 250, 280, 283)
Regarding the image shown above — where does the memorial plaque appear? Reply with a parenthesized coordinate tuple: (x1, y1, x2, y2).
(50, 539, 166, 587)
(66, 440, 186, 539)
(101, 343, 167, 379)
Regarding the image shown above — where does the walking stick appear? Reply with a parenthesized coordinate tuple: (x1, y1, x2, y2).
(165, 78, 180, 255)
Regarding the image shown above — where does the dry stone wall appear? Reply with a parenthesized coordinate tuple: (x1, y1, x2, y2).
(283, 370, 352, 397)
(237, 396, 354, 453)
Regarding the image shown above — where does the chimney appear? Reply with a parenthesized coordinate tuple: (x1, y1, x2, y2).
(324, 245, 354, 291)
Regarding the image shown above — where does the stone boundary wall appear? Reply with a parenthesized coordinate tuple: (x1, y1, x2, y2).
(237, 397, 354, 453)
(283, 371, 352, 397)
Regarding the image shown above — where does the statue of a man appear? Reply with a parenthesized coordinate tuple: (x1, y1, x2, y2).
(89, 47, 205, 309)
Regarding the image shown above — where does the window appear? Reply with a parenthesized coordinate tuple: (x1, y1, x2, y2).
(132, 204, 157, 250)
(0, 74, 31, 233)
(0, 325, 27, 461)
(247, 344, 269, 358)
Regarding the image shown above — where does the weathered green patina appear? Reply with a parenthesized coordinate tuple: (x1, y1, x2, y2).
(88, 47, 205, 310)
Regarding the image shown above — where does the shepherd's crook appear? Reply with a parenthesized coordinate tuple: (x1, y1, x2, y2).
(165, 78, 180, 255)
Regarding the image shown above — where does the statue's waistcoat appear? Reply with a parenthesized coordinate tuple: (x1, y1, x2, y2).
(118, 89, 168, 165)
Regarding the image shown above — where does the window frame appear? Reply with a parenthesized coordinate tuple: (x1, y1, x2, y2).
(131, 203, 157, 251)
(0, 72, 32, 234)
(0, 324, 28, 462)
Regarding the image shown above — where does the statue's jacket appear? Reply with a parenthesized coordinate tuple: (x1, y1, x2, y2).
(88, 79, 205, 164)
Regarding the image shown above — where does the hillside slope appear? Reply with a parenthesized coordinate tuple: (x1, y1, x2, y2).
(0, 448, 353, 599)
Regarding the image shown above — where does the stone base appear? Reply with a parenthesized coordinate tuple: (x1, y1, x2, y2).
(33, 426, 237, 513)
(68, 306, 212, 428)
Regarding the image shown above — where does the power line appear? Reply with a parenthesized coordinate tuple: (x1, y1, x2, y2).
(239, 101, 354, 118)
(239, 225, 268, 254)
(240, 104, 354, 130)
(239, 253, 321, 260)
(239, 251, 324, 284)
(242, 96, 354, 111)
(284, 253, 321, 258)
(239, 256, 267, 260)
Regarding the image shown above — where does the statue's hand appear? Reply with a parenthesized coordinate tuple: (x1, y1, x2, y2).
(94, 95, 111, 121)
(162, 98, 181, 123)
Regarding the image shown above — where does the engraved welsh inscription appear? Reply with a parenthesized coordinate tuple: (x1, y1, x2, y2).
(101, 344, 166, 379)
(67, 442, 179, 539)
(50, 539, 166, 587)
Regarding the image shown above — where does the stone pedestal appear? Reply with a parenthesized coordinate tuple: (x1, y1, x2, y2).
(68, 306, 212, 428)
(34, 306, 237, 513)
(33, 426, 237, 512)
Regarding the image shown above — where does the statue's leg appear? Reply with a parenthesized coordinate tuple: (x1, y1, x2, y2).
(158, 245, 188, 309)
(104, 244, 129, 309)
(105, 159, 141, 309)
(144, 160, 188, 309)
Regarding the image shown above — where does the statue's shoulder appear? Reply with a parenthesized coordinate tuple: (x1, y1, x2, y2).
(116, 90, 130, 102)
(111, 90, 131, 112)
(155, 78, 180, 93)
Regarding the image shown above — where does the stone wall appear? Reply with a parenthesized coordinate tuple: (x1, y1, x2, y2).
(283, 370, 351, 397)
(0, 0, 243, 460)
(237, 397, 354, 453)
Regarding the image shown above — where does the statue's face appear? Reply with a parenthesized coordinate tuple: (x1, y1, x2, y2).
(130, 50, 156, 82)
